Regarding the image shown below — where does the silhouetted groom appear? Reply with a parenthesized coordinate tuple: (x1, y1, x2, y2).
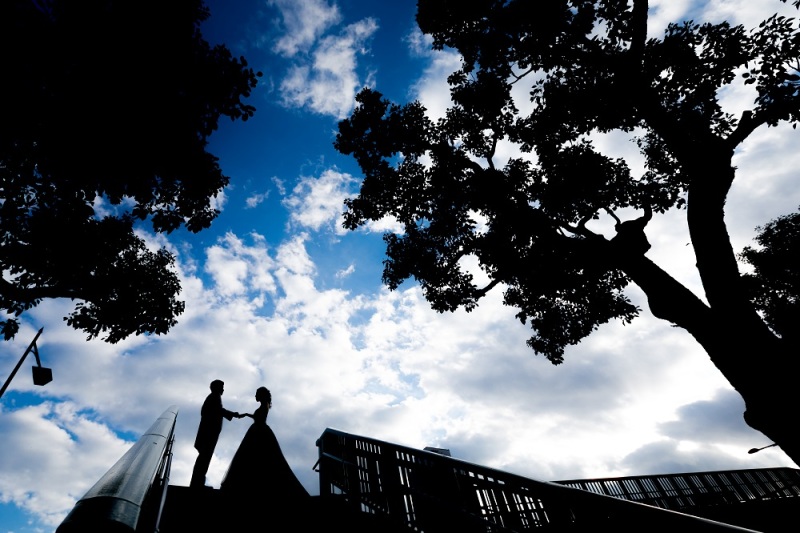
(190, 379, 241, 488)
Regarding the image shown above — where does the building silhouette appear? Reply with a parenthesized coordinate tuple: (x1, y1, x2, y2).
(57, 407, 800, 532)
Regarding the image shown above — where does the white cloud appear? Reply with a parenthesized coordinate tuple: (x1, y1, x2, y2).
(279, 18, 379, 118)
(209, 187, 228, 213)
(405, 25, 433, 57)
(272, 176, 287, 196)
(245, 190, 269, 208)
(699, 0, 799, 26)
(363, 215, 404, 234)
(647, 0, 696, 36)
(0, 402, 132, 528)
(91, 195, 136, 220)
(408, 28, 461, 121)
(335, 263, 355, 279)
(275, 233, 316, 279)
(204, 232, 277, 297)
(727, 121, 800, 247)
(282, 169, 357, 233)
(268, 0, 342, 57)
(646, 1, 797, 38)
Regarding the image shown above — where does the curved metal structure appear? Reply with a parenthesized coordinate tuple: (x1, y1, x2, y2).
(57, 406, 178, 533)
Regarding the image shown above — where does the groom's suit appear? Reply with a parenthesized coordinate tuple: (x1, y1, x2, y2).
(190, 390, 236, 487)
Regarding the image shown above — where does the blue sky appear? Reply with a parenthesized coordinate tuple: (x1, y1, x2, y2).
(2, 1, 800, 531)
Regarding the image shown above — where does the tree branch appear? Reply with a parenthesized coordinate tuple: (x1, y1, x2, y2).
(487, 132, 499, 170)
(0, 276, 85, 305)
(726, 110, 761, 148)
(562, 219, 601, 239)
(604, 207, 621, 225)
(616, 250, 713, 339)
(474, 278, 502, 299)
(510, 67, 535, 84)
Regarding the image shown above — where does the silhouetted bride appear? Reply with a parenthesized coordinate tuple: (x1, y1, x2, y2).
(221, 387, 309, 506)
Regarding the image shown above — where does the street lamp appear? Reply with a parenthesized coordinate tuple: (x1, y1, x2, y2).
(0, 327, 51, 400)
(748, 443, 778, 454)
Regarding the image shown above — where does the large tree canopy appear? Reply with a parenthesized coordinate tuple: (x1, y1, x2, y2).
(0, 0, 260, 341)
(335, 0, 800, 464)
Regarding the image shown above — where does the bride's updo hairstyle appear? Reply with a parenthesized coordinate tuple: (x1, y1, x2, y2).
(256, 386, 272, 407)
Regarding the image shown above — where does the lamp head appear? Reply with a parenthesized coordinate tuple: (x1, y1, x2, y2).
(32, 366, 52, 386)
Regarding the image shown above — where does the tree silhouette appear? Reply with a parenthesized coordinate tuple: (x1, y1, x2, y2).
(335, 0, 800, 464)
(0, 0, 260, 342)
(741, 210, 800, 346)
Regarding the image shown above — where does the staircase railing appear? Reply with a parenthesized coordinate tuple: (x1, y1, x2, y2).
(554, 467, 800, 510)
(57, 406, 178, 533)
(316, 428, 756, 532)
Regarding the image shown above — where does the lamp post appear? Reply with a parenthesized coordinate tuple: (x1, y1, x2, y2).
(0, 327, 51, 400)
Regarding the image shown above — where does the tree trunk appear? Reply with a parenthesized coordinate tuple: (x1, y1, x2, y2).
(686, 145, 800, 466)
(613, 177, 800, 466)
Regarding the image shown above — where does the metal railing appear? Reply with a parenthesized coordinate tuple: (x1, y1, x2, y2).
(554, 467, 800, 511)
(57, 406, 178, 533)
(316, 428, 756, 532)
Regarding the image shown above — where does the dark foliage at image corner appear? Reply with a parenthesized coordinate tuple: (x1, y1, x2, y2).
(0, 0, 260, 342)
